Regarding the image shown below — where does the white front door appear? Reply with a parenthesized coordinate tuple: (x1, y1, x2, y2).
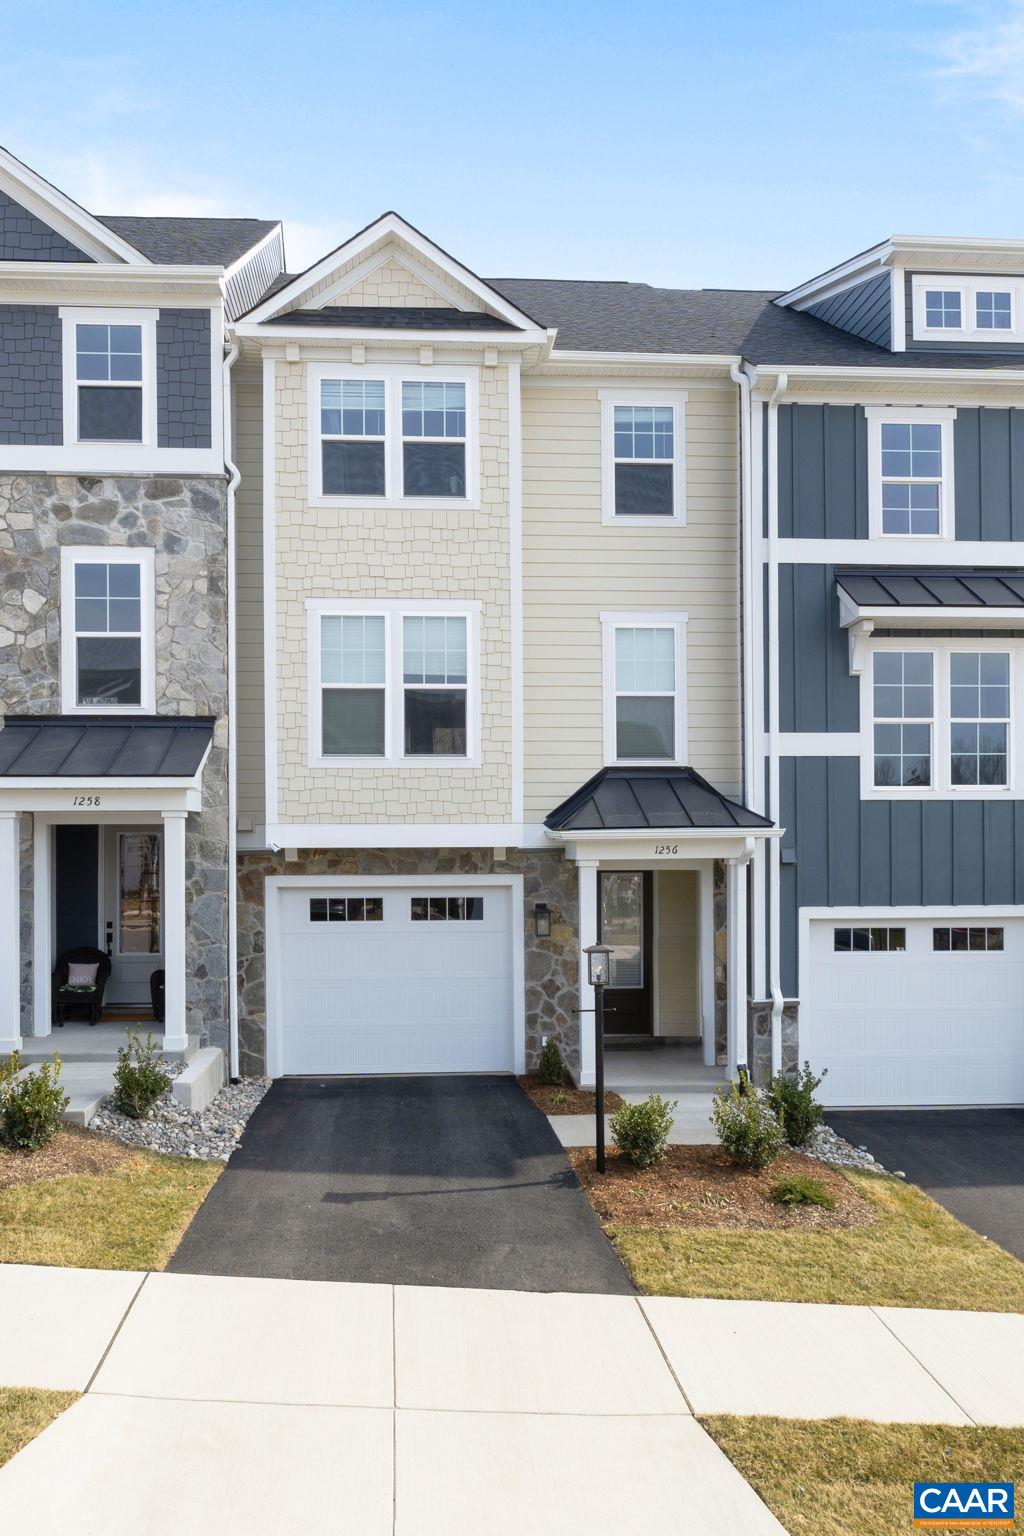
(103, 826, 163, 1007)
(276, 883, 515, 1075)
(802, 915, 1024, 1107)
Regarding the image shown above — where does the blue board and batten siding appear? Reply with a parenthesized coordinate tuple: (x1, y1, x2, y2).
(779, 402, 1024, 540)
(804, 271, 891, 349)
(778, 564, 858, 732)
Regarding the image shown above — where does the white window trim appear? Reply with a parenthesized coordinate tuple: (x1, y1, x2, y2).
(600, 611, 688, 767)
(911, 274, 1024, 343)
(598, 389, 687, 526)
(306, 597, 482, 768)
(858, 636, 1020, 800)
(59, 546, 156, 715)
(865, 406, 956, 541)
(307, 362, 479, 509)
(59, 307, 158, 451)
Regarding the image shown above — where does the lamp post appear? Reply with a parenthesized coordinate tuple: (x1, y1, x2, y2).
(584, 942, 612, 1173)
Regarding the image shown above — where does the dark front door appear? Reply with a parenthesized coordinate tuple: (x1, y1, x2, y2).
(599, 870, 653, 1037)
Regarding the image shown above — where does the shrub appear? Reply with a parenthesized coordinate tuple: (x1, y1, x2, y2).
(766, 1062, 828, 1148)
(0, 1049, 22, 1095)
(112, 1030, 171, 1120)
(772, 1173, 836, 1210)
(536, 1038, 565, 1087)
(610, 1093, 677, 1169)
(712, 1081, 786, 1170)
(1, 1057, 68, 1150)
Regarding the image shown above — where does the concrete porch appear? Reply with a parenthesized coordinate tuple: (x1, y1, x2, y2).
(551, 1041, 727, 1148)
(17, 1021, 198, 1127)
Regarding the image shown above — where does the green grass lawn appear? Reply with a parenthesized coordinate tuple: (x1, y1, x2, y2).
(613, 1172, 1024, 1310)
(0, 1388, 77, 1468)
(704, 1416, 1024, 1536)
(0, 1138, 221, 1270)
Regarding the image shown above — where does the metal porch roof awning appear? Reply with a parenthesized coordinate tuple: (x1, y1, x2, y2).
(0, 716, 215, 778)
(544, 766, 773, 834)
(836, 569, 1024, 626)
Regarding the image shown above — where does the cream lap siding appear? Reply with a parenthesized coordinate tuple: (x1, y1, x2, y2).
(522, 383, 741, 823)
(656, 870, 699, 1036)
(234, 367, 266, 819)
(272, 360, 512, 823)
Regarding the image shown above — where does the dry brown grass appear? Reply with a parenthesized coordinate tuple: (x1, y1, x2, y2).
(0, 1388, 77, 1468)
(0, 1126, 137, 1190)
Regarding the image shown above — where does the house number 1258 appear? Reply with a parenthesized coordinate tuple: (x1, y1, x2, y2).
(72, 795, 102, 807)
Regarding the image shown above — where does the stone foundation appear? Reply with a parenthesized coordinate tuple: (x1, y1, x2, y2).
(746, 999, 800, 1085)
(236, 846, 579, 1078)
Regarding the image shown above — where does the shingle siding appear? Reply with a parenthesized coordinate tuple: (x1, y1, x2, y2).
(157, 309, 212, 449)
(0, 189, 91, 262)
(0, 305, 62, 444)
(805, 272, 891, 348)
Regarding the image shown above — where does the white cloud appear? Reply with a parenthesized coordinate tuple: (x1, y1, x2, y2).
(932, 1, 1024, 114)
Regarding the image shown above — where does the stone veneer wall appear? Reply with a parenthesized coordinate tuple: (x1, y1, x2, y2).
(746, 1001, 799, 1086)
(0, 473, 230, 1046)
(236, 847, 579, 1078)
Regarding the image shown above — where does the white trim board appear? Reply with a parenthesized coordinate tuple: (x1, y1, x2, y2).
(261, 821, 553, 850)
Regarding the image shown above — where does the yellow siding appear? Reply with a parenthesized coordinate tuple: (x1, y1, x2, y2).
(521, 383, 741, 822)
(293, 235, 484, 312)
(234, 367, 265, 819)
(656, 870, 699, 1036)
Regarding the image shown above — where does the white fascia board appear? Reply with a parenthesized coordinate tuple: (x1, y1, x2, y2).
(544, 826, 779, 845)
(264, 821, 553, 849)
(546, 348, 740, 371)
(840, 603, 1024, 631)
(890, 234, 1024, 259)
(236, 321, 547, 347)
(0, 148, 149, 265)
(0, 268, 226, 309)
(242, 211, 541, 331)
(754, 363, 1024, 386)
(775, 241, 893, 309)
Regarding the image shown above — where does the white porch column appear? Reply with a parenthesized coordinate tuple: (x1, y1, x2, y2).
(726, 857, 749, 1079)
(576, 859, 599, 1089)
(0, 812, 22, 1055)
(161, 810, 189, 1053)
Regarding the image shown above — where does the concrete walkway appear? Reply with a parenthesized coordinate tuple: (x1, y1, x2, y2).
(2, 1265, 1022, 1535)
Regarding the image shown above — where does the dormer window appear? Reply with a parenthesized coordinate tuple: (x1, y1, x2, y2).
(976, 291, 1013, 330)
(912, 276, 1024, 342)
(924, 289, 961, 329)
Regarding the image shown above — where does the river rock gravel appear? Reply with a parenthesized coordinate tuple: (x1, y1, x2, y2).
(802, 1122, 893, 1174)
(89, 1076, 271, 1162)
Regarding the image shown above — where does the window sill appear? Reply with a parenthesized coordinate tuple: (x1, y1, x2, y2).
(309, 494, 481, 512)
(601, 512, 687, 529)
(310, 755, 482, 770)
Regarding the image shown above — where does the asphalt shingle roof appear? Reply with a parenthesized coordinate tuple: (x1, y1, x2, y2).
(98, 216, 279, 267)
(273, 306, 517, 330)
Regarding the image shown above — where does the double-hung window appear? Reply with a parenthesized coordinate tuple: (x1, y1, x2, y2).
(60, 548, 155, 713)
(950, 652, 1010, 787)
(867, 408, 954, 539)
(873, 651, 933, 788)
(310, 600, 479, 765)
(600, 391, 686, 524)
(602, 614, 686, 764)
(60, 308, 155, 447)
(312, 367, 476, 504)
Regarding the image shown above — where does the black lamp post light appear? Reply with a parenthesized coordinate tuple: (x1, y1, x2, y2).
(584, 942, 612, 1173)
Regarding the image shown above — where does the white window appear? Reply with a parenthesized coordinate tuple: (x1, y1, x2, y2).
(860, 640, 1020, 799)
(932, 925, 1004, 952)
(833, 927, 906, 952)
(912, 275, 1024, 343)
(60, 308, 156, 447)
(59, 547, 155, 714)
(307, 598, 480, 767)
(310, 364, 478, 506)
(599, 390, 686, 525)
(601, 612, 687, 765)
(866, 408, 955, 540)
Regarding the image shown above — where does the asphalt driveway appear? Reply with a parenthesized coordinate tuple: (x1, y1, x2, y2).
(827, 1107, 1024, 1260)
(169, 1075, 633, 1293)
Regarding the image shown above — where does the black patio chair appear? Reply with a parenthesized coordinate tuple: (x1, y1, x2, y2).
(52, 946, 111, 1027)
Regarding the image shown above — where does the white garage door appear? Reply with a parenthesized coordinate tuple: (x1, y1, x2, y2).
(803, 916, 1024, 1107)
(275, 884, 515, 1075)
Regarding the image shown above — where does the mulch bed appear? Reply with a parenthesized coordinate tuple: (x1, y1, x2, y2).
(517, 1075, 625, 1116)
(0, 1126, 141, 1191)
(568, 1144, 876, 1232)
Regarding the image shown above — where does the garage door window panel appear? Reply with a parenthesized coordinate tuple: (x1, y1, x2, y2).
(833, 926, 907, 952)
(309, 896, 383, 923)
(411, 895, 484, 921)
(933, 925, 1004, 952)
(873, 652, 932, 788)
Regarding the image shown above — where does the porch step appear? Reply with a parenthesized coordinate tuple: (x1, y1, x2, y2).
(64, 1093, 105, 1128)
(171, 1047, 225, 1114)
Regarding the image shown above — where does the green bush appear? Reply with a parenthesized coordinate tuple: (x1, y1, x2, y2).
(112, 1030, 171, 1120)
(536, 1038, 565, 1087)
(766, 1061, 828, 1148)
(772, 1173, 836, 1210)
(0, 1049, 22, 1095)
(610, 1093, 677, 1169)
(712, 1081, 786, 1170)
(1, 1057, 68, 1150)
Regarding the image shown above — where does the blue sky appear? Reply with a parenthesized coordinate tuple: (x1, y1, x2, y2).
(2, 0, 1024, 290)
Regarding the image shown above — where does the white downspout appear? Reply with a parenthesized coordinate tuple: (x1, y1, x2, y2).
(766, 371, 788, 1076)
(730, 360, 755, 1078)
(222, 333, 241, 1082)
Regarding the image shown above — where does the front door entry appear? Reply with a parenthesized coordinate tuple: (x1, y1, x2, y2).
(598, 870, 653, 1036)
(102, 826, 163, 1007)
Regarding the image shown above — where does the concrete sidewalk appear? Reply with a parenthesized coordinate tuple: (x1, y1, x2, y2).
(2, 1265, 1022, 1534)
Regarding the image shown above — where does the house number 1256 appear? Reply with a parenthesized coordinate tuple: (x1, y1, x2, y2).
(72, 795, 102, 807)
(653, 843, 679, 855)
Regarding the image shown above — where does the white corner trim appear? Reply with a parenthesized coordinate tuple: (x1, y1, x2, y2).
(598, 388, 687, 526)
(890, 268, 906, 351)
(262, 357, 279, 825)
(58, 545, 155, 715)
(507, 360, 524, 824)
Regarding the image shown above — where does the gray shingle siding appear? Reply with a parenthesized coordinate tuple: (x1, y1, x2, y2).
(778, 404, 869, 538)
(779, 755, 1024, 992)
(805, 272, 891, 348)
(0, 305, 62, 444)
(157, 310, 212, 449)
(778, 564, 859, 732)
(0, 189, 91, 262)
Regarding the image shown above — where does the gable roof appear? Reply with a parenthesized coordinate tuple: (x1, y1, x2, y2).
(98, 215, 280, 268)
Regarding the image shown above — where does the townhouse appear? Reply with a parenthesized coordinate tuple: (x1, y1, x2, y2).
(2, 141, 1023, 1111)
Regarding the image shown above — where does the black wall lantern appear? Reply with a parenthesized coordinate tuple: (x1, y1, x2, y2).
(534, 902, 551, 938)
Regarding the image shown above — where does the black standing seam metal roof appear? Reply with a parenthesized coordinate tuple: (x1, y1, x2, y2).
(0, 717, 215, 777)
(837, 569, 1024, 609)
(544, 766, 773, 833)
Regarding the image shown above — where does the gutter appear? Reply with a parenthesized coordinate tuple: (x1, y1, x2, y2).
(766, 371, 789, 1076)
(222, 332, 241, 1083)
